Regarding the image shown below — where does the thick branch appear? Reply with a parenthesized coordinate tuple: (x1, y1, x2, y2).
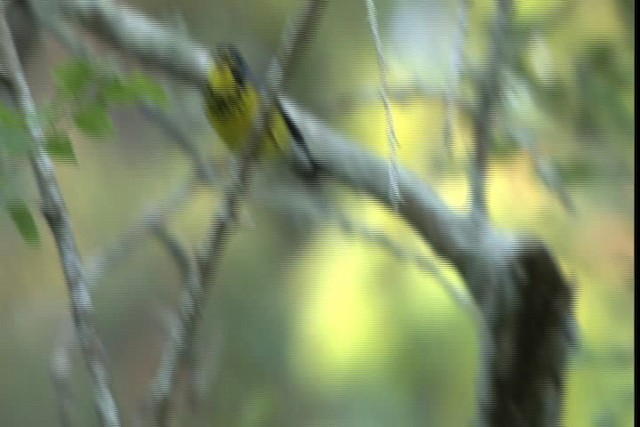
(281, 99, 478, 269)
(282, 100, 576, 426)
(55, 0, 478, 269)
(59, 0, 211, 84)
(473, 240, 577, 426)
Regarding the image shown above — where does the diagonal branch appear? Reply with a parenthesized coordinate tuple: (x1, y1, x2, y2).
(0, 8, 121, 427)
(282, 100, 576, 426)
(142, 1, 328, 425)
(58, 0, 211, 85)
(142, 222, 202, 426)
(443, 0, 471, 155)
(364, 0, 401, 207)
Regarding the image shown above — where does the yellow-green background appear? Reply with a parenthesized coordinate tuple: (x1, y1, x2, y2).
(0, 0, 633, 425)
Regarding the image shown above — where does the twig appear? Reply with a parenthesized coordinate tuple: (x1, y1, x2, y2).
(49, 325, 76, 427)
(143, 223, 202, 426)
(34, 6, 217, 422)
(508, 126, 575, 213)
(364, 0, 401, 208)
(328, 82, 469, 113)
(137, 104, 217, 184)
(0, 8, 121, 427)
(144, 1, 328, 425)
(51, 2, 575, 424)
(85, 177, 195, 282)
(47, 176, 193, 427)
(469, 0, 513, 217)
(30, 6, 218, 186)
(38, 10, 205, 418)
(443, 0, 471, 155)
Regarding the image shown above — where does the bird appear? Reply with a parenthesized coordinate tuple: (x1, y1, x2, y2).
(204, 45, 318, 176)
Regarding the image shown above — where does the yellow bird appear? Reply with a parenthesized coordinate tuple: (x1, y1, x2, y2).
(205, 45, 317, 174)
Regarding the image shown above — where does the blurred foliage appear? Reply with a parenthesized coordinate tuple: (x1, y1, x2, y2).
(1, 59, 165, 245)
(0, 0, 634, 426)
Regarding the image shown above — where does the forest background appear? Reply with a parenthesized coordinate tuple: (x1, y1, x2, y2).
(0, 0, 634, 425)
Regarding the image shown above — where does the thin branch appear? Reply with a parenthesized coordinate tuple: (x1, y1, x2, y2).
(364, 0, 401, 208)
(86, 177, 195, 282)
(29, 6, 219, 186)
(0, 8, 121, 427)
(47, 177, 193, 427)
(137, 104, 217, 184)
(469, 0, 513, 217)
(443, 0, 471, 155)
(143, 223, 202, 426)
(198, 0, 328, 279)
(151, 224, 199, 292)
(39, 16, 208, 409)
(326, 82, 471, 114)
(49, 325, 76, 427)
(184, 329, 224, 413)
(50, 2, 575, 425)
(508, 126, 575, 213)
(143, 1, 328, 425)
(32, 8, 219, 422)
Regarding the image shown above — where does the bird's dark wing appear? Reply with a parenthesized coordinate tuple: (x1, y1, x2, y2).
(278, 100, 319, 178)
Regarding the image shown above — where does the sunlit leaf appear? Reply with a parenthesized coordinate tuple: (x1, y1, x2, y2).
(54, 60, 95, 96)
(101, 72, 167, 105)
(121, 73, 167, 104)
(73, 103, 113, 137)
(101, 78, 134, 103)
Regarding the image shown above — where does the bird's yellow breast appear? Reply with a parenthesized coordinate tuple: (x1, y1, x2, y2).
(206, 66, 289, 155)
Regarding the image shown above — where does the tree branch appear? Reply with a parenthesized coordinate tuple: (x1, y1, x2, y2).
(469, 0, 513, 217)
(46, 0, 576, 424)
(58, 0, 211, 85)
(141, 1, 328, 425)
(0, 7, 121, 427)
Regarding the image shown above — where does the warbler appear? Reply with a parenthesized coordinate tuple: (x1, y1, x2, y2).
(204, 45, 317, 175)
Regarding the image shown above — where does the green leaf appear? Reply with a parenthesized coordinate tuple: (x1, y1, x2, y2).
(104, 73, 167, 105)
(45, 133, 76, 163)
(54, 60, 95, 96)
(73, 103, 113, 137)
(6, 199, 40, 246)
(101, 78, 135, 103)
